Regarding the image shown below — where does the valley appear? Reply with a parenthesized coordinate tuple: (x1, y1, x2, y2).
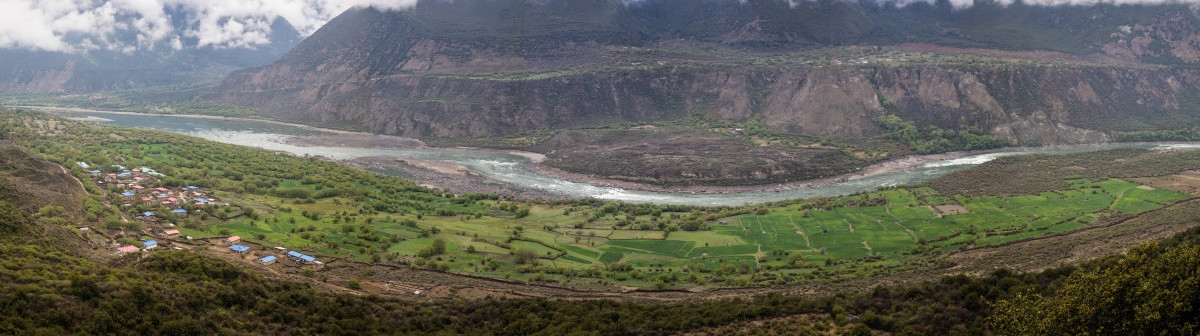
(6, 0, 1200, 334)
(42, 106, 1199, 205)
(9, 107, 1200, 296)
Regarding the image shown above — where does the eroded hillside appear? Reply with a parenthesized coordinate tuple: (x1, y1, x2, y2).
(212, 1, 1200, 144)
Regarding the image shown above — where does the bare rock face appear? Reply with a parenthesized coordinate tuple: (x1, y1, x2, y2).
(209, 4, 1200, 145)
(216, 61, 1200, 145)
(992, 118, 1111, 145)
(0, 60, 74, 93)
(1102, 11, 1200, 63)
(876, 67, 1007, 131)
(761, 69, 883, 138)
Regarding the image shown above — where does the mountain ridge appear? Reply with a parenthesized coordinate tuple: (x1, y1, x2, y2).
(209, 0, 1200, 143)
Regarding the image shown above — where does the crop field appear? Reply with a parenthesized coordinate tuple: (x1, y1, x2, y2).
(537, 181, 1190, 272)
(157, 176, 1196, 286)
(13, 110, 1199, 288)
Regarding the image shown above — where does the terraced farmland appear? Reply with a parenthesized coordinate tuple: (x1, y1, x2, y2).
(531, 179, 1192, 280)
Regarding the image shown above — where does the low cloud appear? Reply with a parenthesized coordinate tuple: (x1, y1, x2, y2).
(886, 0, 1192, 9)
(0, 0, 417, 53)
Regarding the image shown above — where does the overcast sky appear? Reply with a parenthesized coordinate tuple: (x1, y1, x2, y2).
(0, 0, 417, 52)
(0, 0, 1196, 53)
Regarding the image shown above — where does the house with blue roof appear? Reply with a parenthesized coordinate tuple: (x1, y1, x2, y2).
(143, 211, 154, 217)
(121, 191, 135, 197)
(143, 240, 158, 249)
(187, 186, 198, 190)
(286, 251, 318, 263)
(260, 256, 276, 264)
(172, 209, 187, 214)
(230, 245, 250, 253)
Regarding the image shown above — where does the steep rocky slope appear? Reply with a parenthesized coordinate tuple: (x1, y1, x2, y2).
(218, 61, 1200, 144)
(213, 1, 1200, 144)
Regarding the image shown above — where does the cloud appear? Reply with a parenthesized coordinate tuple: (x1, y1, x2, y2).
(885, 0, 1195, 9)
(0, 0, 417, 52)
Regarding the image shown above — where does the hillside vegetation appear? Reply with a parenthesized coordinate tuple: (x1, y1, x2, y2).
(6, 107, 1200, 292)
(1, 106, 1200, 334)
(1, 167, 1199, 334)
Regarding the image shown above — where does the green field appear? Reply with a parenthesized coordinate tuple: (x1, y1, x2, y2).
(7, 109, 1196, 288)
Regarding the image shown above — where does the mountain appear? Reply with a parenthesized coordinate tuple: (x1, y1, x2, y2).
(212, 0, 1200, 143)
(0, 17, 302, 93)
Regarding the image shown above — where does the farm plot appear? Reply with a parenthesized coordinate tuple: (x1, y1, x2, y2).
(718, 178, 1192, 263)
(610, 230, 666, 240)
(607, 239, 695, 258)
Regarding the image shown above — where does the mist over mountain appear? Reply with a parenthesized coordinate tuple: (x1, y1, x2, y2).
(0, 15, 301, 93)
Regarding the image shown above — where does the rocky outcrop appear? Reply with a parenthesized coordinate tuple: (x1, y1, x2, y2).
(760, 69, 883, 138)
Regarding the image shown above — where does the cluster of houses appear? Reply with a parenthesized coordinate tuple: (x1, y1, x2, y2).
(80, 163, 226, 254)
(223, 236, 323, 267)
(114, 234, 325, 270)
(115, 238, 176, 254)
(89, 164, 325, 269)
(89, 165, 225, 222)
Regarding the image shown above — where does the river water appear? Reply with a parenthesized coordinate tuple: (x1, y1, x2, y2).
(64, 110, 1200, 206)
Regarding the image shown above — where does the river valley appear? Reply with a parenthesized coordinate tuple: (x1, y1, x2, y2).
(35, 107, 1200, 206)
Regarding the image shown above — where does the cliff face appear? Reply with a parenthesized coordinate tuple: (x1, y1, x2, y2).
(216, 62, 1200, 144)
(210, 2, 1200, 144)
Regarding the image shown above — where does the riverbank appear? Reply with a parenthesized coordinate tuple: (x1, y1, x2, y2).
(10, 105, 365, 135)
(525, 141, 1196, 195)
(31, 105, 1200, 205)
(527, 153, 960, 194)
(347, 156, 571, 200)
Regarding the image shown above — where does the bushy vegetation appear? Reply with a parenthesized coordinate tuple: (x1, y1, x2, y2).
(1115, 128, 1200, 142)
(875, 115, 1009, 154)
(2, 105, 1200, 334)
(535, 126, 872, 186)
(990, 227, 1200, 335)
(0, 92, 260, 119)
(5, 188, 1200, 335)
(925, 148, 1200, 196)
(7, 107, 1199, 289)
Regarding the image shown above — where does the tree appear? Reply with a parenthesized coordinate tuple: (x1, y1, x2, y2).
(990, 241, 1200, 335)
(514, 207, 531, 218)
(512, 247, 539, 265)
(418, 238, 447, 258)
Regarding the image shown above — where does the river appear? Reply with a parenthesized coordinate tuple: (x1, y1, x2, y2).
(42, 108, 1200, 206)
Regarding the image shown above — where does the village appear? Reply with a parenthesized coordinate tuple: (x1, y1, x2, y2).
(77, 162, 326, 272)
